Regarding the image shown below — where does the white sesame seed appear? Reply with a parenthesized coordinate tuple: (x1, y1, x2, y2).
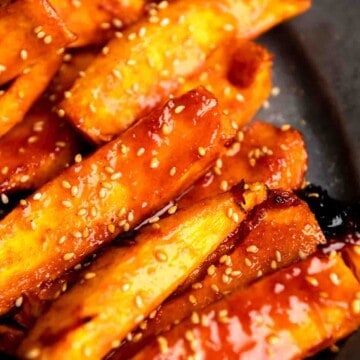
(20, 49, 28, 60)
(63, 253, 75, 261)
(15, 296, 23, 307)
(33, 193, 42, 201)
(44, 35, 52, 44)
(150, 157, 160, 169)
(198, 147, 206, 156)
(174, 105, 185, 114)
(1, 193, 9, 204)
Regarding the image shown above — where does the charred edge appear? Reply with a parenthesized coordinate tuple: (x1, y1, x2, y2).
(173, 189, 300, 297)
(231, 180, 246, 209)
(38, 315, 95, 346)
(297, 184, 360, 240)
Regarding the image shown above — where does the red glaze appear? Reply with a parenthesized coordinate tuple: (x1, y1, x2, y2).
(133, 252, 360, 360)
(0, 87, 225, 315)
(179, 121, 308, 209)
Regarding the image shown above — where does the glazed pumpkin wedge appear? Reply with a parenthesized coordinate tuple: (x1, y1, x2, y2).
(18, 183, 267, 360)
(48, 0, 147, 47)
(0, 0, 74, 86)
(60, 0, 237, 143)
(61, 0, 308, 144)
(131, 251, 360, 360)
(0, 87, 226, 315)
(179, 121, 307, 209)
(0, 99, 81, 196)
(228, 0, 311, 39)
(0, 55, 63, 138)
(176, 41, 272, 139)
(109, 190, 325, 359)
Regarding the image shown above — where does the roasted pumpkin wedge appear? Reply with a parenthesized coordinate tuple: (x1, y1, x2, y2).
(61, 0, 308, 144)
(18, 183, 267, 360)
(179, 121, 307, 208)
(110, 190, 325, 359)
(0, 99, 81, 196)
(0, 0, 74, 86)
(0, 88, 226, 315)
(48, 0, 146, 47)
(131, 251, 360, 360)
(60, 0, 237, 143)
(0, 55, 63, 137)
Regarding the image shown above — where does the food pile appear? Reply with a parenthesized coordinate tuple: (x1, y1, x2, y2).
(0, 1, 359, 359)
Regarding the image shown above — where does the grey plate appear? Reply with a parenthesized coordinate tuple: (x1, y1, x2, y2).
(257, 1, 360, 358)
(257, 0, 360, 201)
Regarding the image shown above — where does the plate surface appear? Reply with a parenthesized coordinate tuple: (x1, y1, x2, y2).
(257, 1, 360, 357)
(257, 0, 360, 201)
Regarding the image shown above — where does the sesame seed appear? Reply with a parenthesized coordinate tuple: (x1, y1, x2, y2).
(192, 282, 203, 290)
(207, 265, 216, 276)
(162, 123, 171, 135)
(271, 260, 277, 269)
(198, 147, 206, 156)
(222, 274, 230, 284)
(148, 216, 160, 224)
(157, 336, 169, 354)
(111, 340, 121, 349)
(135, 295, 143, 308)
(149, 309, 157, 319)
(351, 299, 360, 314)
(72, 231, 82, 238)
(330, 273, 340, 286)
(201, 314, 210, 327)
(189, 295, 197, 305)
(191, 311, 200, 324)
(62, 200, 72, 208)
(1, 166, 8, 175)
(84, 272, 96, 280)
(174, 105, 185, 114)
(33, 193, 42, 201)
(211, 284, 219, 293)
(133, 333, 143, 343)
(150, 157, 160, 169)
(244, 258, 252, 267)
(63, 253, 75, 261)
(57, 108, 65, 117)
(167, 205, 177, 215)
(25, 348, 41, 359)
(20, 175, 30, 183)
(268, 335, 280, 345)
(281, 124, 291, 131)
(20, 49, 28, 60)
(15, 296, 23, 307)
(112, 18, 123, 29)
(220, 180, 229, 191)
(232, 212, 239, 223)
(169, 166, 176, 176)
(137, 147, 145, 156)
(107, 224, 116, 233)
(110, 172, 122, 181)
(305, 276, 319, 287)
(1, 193, 9, 204)
(154, 250, 168, 262)
(271, 87, 281, 97)
(99, 188, 107, 199)
(246, 245, 259, 254)
(122, 283, 130, 292)
(71, 186, 79, 197)
(44, 35, 52, 44)
(58, 235, 66, 244)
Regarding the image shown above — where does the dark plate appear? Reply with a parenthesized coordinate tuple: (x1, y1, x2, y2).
(257, 1, 360, 358)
